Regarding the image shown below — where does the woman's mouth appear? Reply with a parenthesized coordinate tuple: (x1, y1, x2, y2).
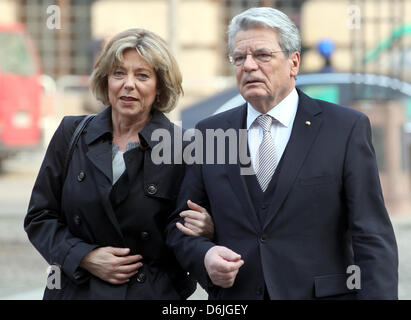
(120, 96, 138, 101)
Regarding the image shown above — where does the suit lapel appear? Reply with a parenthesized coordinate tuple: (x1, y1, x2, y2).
(225, 104, 261, 232)
(263, 90, 323, 230)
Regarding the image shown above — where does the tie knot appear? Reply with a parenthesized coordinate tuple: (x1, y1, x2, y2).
(257, 114, 273, 132)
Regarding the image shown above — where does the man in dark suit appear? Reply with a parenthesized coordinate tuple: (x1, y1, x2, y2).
(166, 7, 398, 299)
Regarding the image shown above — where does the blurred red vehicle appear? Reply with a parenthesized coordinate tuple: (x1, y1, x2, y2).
(0, 23, 42, 169)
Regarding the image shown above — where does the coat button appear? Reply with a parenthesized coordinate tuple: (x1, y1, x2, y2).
(73, 270, 83, 280)
(141, 231, 150, 240)
(73, 215, 81, 225)
(136, 271, 146, 283)
(260, 234, 267, 243)
(256, 286, 263, 296)
(77, 171, 86, 182)
(147, 184, 157, 195)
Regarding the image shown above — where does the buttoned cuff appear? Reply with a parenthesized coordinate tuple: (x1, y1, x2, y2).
(61, 241, 99, 284)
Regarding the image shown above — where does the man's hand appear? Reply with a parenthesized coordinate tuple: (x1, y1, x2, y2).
(204, 246, 244, 288)
(80, 247, 143, 285)
(176, 200, 214, 240)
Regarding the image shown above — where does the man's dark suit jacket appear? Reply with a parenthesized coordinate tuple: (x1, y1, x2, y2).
(166, 88, 398, 299)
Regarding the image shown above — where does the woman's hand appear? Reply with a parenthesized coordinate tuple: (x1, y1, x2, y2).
(80, 247, 143, 285)
(176, 200, 215, 240)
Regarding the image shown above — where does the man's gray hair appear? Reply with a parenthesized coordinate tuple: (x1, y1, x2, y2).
(228, 7, 301, 56)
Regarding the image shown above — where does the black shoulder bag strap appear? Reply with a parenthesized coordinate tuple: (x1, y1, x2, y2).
(63, 114, 96, 182)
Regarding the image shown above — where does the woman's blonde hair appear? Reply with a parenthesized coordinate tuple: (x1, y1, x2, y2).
(90, 28, 183, 113)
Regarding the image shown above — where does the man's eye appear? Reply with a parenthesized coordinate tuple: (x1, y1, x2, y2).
(255, 53, 271, 59)
(233, 55, 245, 63)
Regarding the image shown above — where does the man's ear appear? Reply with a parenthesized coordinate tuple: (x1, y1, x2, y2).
(289, 51, 300, 78)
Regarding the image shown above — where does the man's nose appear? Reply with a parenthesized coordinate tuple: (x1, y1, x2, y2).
(243, 53, 259, 71)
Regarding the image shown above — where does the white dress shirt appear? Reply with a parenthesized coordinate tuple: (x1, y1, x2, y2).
(247, 88, 299, 173)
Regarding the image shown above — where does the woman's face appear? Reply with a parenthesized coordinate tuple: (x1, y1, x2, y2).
(108, 48, 158, 121)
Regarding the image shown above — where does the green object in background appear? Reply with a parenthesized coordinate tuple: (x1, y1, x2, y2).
(0, 32, 35, 75)
(300, 85, 339, 104)
(406, 99, 411, 122)
(364, 24, 411, 63)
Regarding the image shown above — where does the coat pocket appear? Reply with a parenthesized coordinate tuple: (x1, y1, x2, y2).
(314, 274, 357, 298)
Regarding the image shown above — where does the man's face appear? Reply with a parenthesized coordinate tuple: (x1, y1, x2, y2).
(232, 27, 300, 112)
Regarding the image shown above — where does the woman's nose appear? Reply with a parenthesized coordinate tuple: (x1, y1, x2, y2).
(124, 74, 134, 90)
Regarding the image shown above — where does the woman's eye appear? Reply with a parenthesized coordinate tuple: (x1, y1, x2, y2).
(137, 73, 149, 80)
(113, 71, 124, 77)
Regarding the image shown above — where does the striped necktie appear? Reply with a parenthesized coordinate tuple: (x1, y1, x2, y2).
(255, 114, 277, 192)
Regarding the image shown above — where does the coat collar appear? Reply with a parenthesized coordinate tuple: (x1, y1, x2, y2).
(84, 106, 173, 149)
(84, 106, 174, 183)
(84, 106, 112, 145)
(82, 106, 177, 244)
(139, 109, 174, 150)
(225, 88, 322, 128)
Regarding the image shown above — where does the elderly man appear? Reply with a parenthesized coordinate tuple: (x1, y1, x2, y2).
(166, 7, 398, 299)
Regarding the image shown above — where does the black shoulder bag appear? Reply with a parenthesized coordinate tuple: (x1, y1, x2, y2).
(62, 114, 96, 182)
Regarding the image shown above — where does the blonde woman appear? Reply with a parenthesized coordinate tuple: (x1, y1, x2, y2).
(25, 29, 213, 300)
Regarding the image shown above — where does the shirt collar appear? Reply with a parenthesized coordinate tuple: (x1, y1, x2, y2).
(246, 88, 299, 129)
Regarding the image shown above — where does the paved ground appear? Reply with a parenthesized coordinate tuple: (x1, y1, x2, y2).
(394, 215, 411, 299)
(0, 150, 409, 300)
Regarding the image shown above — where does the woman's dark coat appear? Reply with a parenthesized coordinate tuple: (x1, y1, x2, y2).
(24, 106, 195, 299)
